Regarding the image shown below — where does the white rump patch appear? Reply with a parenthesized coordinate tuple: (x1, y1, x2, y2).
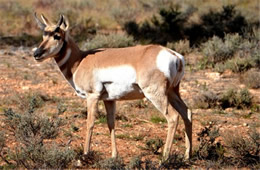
(156, 49, 184, 86)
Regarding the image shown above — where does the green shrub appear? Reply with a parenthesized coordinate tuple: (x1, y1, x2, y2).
(121, 123, 133, 128)
(223, 130, 260, 167)
(95, 157, 125, 170)
(145, 138, 164, 154)
(201, 5, 248, 38)
(124, 6, 192, 45)
(195, 125, 260, 168)
(125, 5, 250, 46)
(201, 34, 242, 67)
(127, 155, 189, 169)
(82, 33, 135, 50)
(201, 29, 259, 71)
(0, 132, 10, 166)
(160, 153, 190, 169)
(75, 149, 102, 167)
(166, 39, 192, 55)
(193, 91, 218, 109)
(1, 97, 75, 169)
(240, 69, 260, 89)
(196, 125, 225, 162)
(150, 115, 167, 124)
(214, 57, 254, 73)
(111, 6, 138, 26)
(0, 33, 41, 47)
(194, 88, 254, 110)
(127, 156, 143, 169)
(219, 88, 252, 109)
(187, 5, 249, 46)
(96, 115, 107, 124)
(4, 108, 62, 143)
(116, 133, 144, 141)
(10, 144, 75, 169)
(2, 92, 56, 112)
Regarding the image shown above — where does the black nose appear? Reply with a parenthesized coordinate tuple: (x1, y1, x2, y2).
(33, 48, 45, 58)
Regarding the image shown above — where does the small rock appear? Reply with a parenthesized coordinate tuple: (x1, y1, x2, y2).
(243, 123, 248, 127)
(21, 86, 30, 90)
(221, 70, 233, 78)
(75, 160, 82, 167)
(225, 108, 233, 112)
(205, 72, 221, 81)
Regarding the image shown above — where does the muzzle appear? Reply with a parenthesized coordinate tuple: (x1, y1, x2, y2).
(33, 47, 45, 60)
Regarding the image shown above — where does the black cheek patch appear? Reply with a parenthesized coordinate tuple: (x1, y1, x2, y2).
(54, 35, 61, 40)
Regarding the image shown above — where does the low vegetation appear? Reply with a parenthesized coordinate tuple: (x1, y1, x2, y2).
(240, 69, 260, 89)
(0, 95, 75, 169)
(81, 33, 136, 50)
(0, 0, 259, 169)
(219, 88, 252, 109)
(145, 138, 164, 154)
(150, 114, 167, 124)
(201, 32, 260, 72)
(194, 90, 218, 109)
(94, 157, 125, 170)
(124, 5, 252, 46)
(194, 124, 260, 169)
(195, 124, 224, 162)
(223, 130, 260, 167)
(194, 88, 253, 110)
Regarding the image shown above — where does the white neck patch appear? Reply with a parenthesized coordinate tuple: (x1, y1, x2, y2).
(58, 48, 71, 67)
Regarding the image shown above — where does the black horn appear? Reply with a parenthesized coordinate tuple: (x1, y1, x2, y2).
(57, 15, 64, 27)
(34, 12, 46, 30)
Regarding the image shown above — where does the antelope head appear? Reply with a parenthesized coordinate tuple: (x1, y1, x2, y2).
(33, 13, 69, 61)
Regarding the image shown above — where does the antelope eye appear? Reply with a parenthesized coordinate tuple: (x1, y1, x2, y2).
(53, 35, 61, 40)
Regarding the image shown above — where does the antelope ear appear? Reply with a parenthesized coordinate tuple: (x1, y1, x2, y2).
(34, 12, 46, 30)
(41, 14, 53, 26)
(60, 15, 70, 31)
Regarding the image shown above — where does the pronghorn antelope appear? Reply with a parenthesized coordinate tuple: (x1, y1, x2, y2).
(33, 13, 192, 160)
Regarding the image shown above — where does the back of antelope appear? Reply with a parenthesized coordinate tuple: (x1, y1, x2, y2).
(33, 13, 192, 161)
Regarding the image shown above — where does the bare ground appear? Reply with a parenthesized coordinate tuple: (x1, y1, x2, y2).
(0, 46, 259, 168)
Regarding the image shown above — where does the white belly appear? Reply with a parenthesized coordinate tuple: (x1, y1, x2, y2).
(73, 65, 145, 100)
(95, 65, 144, 100)
(101, 82, 144, 100)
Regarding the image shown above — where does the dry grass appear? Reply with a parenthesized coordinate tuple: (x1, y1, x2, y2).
(0, 0, 258, 37)
(0, 0, 259, 169)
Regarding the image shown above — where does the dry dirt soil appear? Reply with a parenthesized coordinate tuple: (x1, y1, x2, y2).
(0, 46, 259, 168)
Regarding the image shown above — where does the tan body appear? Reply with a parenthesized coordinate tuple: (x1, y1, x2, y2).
(33, 14, 192, 160)
(74, 45, 163, 100)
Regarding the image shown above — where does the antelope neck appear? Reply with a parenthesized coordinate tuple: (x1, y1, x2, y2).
(54, 38, 84, 83)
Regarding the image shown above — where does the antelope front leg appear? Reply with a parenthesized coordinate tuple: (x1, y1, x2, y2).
(84, 94, 99, 155)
